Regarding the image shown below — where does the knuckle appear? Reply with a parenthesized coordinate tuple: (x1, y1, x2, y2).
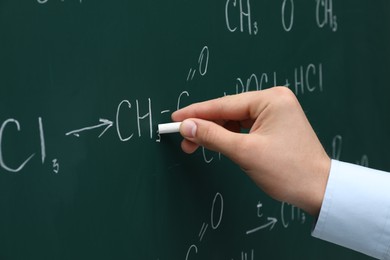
(272, 87, 299, 109)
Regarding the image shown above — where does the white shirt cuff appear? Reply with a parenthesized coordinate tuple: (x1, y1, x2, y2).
(312, 160, 390, 259)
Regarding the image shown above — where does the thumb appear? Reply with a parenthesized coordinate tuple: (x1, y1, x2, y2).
(179, 119, 245, 161)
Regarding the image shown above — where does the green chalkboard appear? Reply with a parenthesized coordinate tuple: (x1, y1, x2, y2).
(1, 0, 389, 259)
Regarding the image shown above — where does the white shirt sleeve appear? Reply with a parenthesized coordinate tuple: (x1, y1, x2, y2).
(312, 160, 390, 259)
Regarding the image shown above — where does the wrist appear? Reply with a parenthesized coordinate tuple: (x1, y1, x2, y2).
(305, 156, 331, 216)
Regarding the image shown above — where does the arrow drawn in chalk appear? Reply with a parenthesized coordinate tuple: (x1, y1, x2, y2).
(65, 118, 114, 138)
(245, 217, 278, 235)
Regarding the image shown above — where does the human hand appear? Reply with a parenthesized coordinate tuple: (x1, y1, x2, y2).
(172, 87, 331, 216)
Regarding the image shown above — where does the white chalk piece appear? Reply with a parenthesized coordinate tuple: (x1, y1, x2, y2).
(158, 122, 182, 134)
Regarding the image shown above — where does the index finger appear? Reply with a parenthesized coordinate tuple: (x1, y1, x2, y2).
(171, 89, 273, 122)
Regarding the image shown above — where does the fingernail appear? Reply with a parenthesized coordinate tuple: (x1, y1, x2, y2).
(181, 120, 197, 138)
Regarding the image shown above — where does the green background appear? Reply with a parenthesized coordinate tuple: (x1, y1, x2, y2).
(0, 0, 389, 259)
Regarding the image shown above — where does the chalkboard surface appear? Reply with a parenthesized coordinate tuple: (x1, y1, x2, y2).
(1, 1, 389, 259)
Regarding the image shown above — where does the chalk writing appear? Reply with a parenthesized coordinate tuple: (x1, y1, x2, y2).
(202, 147, 222, 164)
(225, 0, 340, 34)
(1, 1, 387, 260)
(231, 250, 255, 260)
(37, 0, 82, 4)
(281, 0, 294, 32)
(211, 192, 224, 229)
(225, 0, 259, 35)
(246, 217, 278, 234)
(198, 222, 208, 242)
(234, 63, 323, 96)
(202, 146, 214, 164)
(187, 46, 210, 82)
(246, 200, 305, 235)
(331, 134, 370, 166)
(316, 0, 338, 31)
(0, 119, 35, 173)
(199, 46, 210, 76)
(332, 134, 342, 160)
(116, 100, 134, 142)
(136, 99, 153, 139)
(185, 244, 198, 260)
(66, 118, 114, 138)
(0, 118, 59, 174)
(65, 90, 191, 144)
(256, 201, 263, 217)
(357, 155, 369, 167)
(39, 117, 46, 164)
(281, 202, 306, 228)
(52, 159, 60, 174)
(185, 192, 224, 259)
(177, 91, 190, 110)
